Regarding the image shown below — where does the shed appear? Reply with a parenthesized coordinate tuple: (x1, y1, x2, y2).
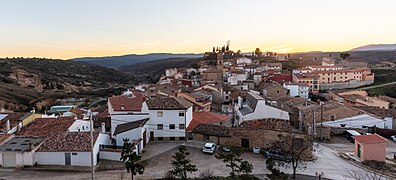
(353, 134, 387, 162)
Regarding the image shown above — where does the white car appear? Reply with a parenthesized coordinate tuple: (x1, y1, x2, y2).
(391, 135, 396, 142)
(203, 143, 216, 154)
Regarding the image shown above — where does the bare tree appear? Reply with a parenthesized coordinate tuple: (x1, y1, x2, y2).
(272, 134, 313, 179)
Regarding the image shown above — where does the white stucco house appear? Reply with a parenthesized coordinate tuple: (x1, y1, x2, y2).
(234, 91, 290, 125)
(108, 90, 150, 147)
(283, 82, 309, 99)
(236, 57, 252, 65)
(146, 97, 193, 141)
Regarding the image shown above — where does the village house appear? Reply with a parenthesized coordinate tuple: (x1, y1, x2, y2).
(329, 90, 390, 109)
(337, 59, 368, 69)
(292, 66, 374, 91)
(0, 112, 42, 134)
(234, 91, 289, 125)
(191, 118, 310, 150)
(353, 134, 387, 162)
(177, 92, 211, 112)
(146, 97, 193, 141)
(283, 82, 310, 99)
(108, 90, 150, 147)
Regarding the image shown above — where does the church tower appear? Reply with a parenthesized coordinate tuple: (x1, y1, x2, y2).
(216, 53, 223, 70)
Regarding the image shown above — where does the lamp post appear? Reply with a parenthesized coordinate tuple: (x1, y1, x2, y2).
(88, 110, 94, 180)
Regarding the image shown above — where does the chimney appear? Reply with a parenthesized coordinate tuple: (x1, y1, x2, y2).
(28, 142, 32, 151)
(101, 122, 106, 133)
(6, 120, 10, 131)
(121, 104, 125, 110)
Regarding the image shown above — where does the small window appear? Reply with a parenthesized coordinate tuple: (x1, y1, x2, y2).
(170, 137, 175, 141)
(179, 137, 185, 141)
(330, 115, 336, 121)
(158, 137, 163, 141)
(72, 153, 78, 156)
(179, 124, 185, 129)
(157, 111, 163, 117)
(169, 124, 175, 129)
(157, 124, 163, 130)
(179, 111, 185, 117)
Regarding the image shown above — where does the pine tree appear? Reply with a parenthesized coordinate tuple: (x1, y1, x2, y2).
(120, 138, 145, 180)
(169, 145, 198, 180)
(215, 145, 244, 177)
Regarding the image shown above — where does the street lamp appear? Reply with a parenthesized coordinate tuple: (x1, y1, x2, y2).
(87, 110, 94, 180)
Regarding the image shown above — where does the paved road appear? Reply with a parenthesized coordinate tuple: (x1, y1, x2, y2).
(359, 81, 396, 90)
(0, 142, 369, 180)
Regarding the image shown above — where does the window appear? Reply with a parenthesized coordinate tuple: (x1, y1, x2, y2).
(169, 124, 175, 129)
(179, 124, 185, 129)
(72, 153, 78, 156)
(158, 137, 163, 141)
(179, 137, 185, 141)
(330, 115, 336, 121)
(203, 134, 210, 141)
(170, 137, 175, 141)
(157, 124, 163, 130)
(179, 111, 185, 117)
(157, 111, 163, 117)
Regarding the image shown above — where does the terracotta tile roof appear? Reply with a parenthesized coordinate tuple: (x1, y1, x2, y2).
(113, 118, 149, 136)
(192, 124, 231, 137)
(353, 134, 387, 144)
(187, 112, 231, 131)
(16, 117, 75, 137)
(108, 91, 145, 112)
(0, 112, 31, 132)
(269, 74, 292, 83)
(95, 109, 109, 119)
(146, 97, 192, 110)
(37, 131, 99, 152)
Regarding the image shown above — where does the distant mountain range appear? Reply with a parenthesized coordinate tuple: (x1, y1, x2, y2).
(350, 44, 396, 51)
(71, 53, 203, 69)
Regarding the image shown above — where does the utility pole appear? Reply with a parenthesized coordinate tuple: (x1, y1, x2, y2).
(312, 109, 316, 141)
(320, 102, 323, 141)
(89, 110, 94, 180)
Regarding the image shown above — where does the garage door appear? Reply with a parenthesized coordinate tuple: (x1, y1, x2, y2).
(3, 154, 16, 167)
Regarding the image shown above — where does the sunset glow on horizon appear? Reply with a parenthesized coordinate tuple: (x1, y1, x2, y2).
(1, 0, 396, 59)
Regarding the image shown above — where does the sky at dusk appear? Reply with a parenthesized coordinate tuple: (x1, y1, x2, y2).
(1, 0, 396, 59)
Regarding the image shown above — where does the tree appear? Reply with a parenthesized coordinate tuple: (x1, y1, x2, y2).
(226, 44, 230, 52)
(254, 48, 262, 57)
(213, 47, 215, 52)
(272, 134, 312, 179)
(169, 145, 197, 180)
(215, 145, 244, 177)
(120, 138, 145, 180)
(221, 46, 226, 53)
(340, 52, 350, 60)
(266, 158, 287, 180)
(237, 50, 241, 54)
(239, 160, 253, 176)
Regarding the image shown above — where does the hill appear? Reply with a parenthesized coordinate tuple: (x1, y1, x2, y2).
(290, 51, 396, 64)
(351, 44, 396, 51)
(71, 53, 203, 69)
(0, 58, 132, 111)
(120, 57, 202, 83)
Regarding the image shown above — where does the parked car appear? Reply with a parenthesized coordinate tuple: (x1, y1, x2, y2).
(265, 149, 291, 162)
(203, 143, 216, 154)
(391, 135, 396, 142)
(343, 130, 361, 143)
(222, 146, 231, 153)
(253, 146, 261, 154)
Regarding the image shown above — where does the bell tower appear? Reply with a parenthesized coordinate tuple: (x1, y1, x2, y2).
(216, 53, 223, 70)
